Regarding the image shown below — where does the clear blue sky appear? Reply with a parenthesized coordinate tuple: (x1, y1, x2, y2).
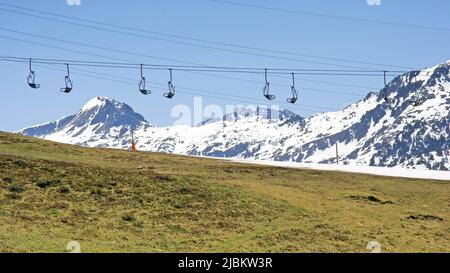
(0, 0, 449, 131)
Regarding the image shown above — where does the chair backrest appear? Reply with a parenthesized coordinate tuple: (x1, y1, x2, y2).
(263, 83, 276, 100)
(287, 86, 298, 104)
(60, 76, 73, 93)
(164, 81, 175, 99)
(27, 71, 41, 89)
(139, 77, 151, 95)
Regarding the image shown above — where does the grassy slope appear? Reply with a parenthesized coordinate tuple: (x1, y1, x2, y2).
(0, 132, 448, 253)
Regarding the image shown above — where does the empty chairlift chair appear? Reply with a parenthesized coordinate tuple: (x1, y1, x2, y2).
(27, 58, 41, 89)
(163, 68, 175, 99)
(138, 64, 151, 95)
(262, 68, 276, 100)
(60, 63, 73, 93)
(287, 73, 298, 104)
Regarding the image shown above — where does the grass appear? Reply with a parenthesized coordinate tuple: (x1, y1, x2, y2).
(0, 131, 449, 253)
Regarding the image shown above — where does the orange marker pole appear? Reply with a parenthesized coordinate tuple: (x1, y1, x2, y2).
(131, 130, 136, 153)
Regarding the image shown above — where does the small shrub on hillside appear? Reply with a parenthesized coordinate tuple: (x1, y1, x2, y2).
(8, 193, 21, 200)
(90, 189, 104, 196)
(121, 213, 135, 222)
(178, 185, 192, 194)
(155, 174, 173, 182)
(57, 186, 70, 194)
(349, 194, 393, 205)
(2, 177, 13, 183)
(36, 179, 61, 189)
(13, 160, 31, 168)
(9, 185, 25, 193)
(407, 213, 443, 221)
(134, 220, 145, 228)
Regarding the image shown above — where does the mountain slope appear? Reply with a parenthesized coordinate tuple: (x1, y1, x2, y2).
(17, 61, 450, 170)
(1, 131, 449, 252)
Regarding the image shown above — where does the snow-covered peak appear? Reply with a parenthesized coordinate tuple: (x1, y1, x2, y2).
(18, 97, 151, 144)
(81, 96, 124, 112)
(412, 61, 449, 85)
(74, 96, 148, 128)
(80, 96, 107, 112)
(378, 60, 449, 107)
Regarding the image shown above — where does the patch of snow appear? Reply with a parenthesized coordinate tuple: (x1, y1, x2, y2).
(228, 158, 450, 181)
(81, 96, 107, 112)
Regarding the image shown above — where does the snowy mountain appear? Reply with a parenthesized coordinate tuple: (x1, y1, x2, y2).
(17, 61, 450, 170)
(19, 96, 151, 148)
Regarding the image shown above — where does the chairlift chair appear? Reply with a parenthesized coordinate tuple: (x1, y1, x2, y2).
(138, 64, 151, 95)
(262, 69, 275, 100)
(60, 64, 73, 93)
(163, 69, 176, 99)
(287, 73, 298, 104)
(27, 58, 41, 89)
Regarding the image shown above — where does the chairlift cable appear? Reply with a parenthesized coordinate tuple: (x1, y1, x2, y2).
(0, 2, 422, 70)
(205, 0, 450, 33)
(0, 55, 379, 97)
(0, 34, 388, 91)
(19, 57, 363, 98)
(0, 8, 375, 70)
(0, 56, 404, 101)
(0, 5, 417, 70)
(0, 55, 405, 75)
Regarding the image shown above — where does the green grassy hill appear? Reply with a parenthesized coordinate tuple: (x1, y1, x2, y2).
(0, 132, 448, 252)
